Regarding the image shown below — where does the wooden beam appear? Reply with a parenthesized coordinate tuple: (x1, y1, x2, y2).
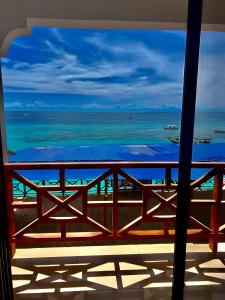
(4, 161, 225, 171)
(0, 67, 14, 299)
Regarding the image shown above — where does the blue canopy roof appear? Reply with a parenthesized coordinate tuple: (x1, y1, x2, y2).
(9, 143, 225, 181)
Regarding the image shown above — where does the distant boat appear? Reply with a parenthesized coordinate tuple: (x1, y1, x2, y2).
(168, 136, 180, 144)
(168, 136, 213, 144)
(214, 129, 225, 133)
(7, 149, 15, 156)
(23, 113, 28, 117)
(164, 124, 178, 130)
(194, 136, 213, 144)
(128, 116, 133, 120)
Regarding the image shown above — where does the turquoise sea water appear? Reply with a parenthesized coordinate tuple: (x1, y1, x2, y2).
(5, 111, 225, 151)
(6, 111, 225, 196)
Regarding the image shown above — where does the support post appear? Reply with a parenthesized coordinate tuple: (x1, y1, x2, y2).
(0, 61, 14, 298)
(172, 1, 203, 300)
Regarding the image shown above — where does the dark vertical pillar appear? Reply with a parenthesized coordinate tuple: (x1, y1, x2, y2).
(172, 1, 203, 299)
(0, 64, 14, 299)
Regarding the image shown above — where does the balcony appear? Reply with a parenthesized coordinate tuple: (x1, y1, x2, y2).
(1, 1, 225, 299)
(7, 160, 225, 299)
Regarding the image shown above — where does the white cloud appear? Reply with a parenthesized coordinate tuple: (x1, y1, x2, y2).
(1, 31, 187, 110)
(80, 102, 114, 110)
(1, 29, 224, 111)
(85, 33, 183, 80)
(4, 101, 23, 108)
(196, 52, 225, 109)
(1, 57, 10, 63)
(25, 100, 52, 109)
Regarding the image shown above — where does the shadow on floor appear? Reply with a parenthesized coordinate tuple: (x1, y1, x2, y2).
(12, 247, 225, 299)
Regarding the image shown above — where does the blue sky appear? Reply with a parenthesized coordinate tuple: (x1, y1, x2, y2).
(1, 28, 225, 112)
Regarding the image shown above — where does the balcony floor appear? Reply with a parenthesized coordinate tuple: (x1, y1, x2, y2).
(12, 243, 225, 299)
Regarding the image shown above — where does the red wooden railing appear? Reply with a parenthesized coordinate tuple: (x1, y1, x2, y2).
(4, 161, 225, 255)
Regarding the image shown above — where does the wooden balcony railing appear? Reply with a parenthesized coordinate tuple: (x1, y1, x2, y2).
(4, 161, 225, 255)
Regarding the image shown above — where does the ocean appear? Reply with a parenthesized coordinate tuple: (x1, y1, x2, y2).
(5, 111, 225, 152)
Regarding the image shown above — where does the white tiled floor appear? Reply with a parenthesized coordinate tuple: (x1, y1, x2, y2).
(12, 243, 225, 299)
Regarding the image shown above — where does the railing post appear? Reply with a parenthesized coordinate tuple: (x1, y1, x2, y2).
(60, 169, 65, 196)
(165, 167, 171, 189)
(104, 205, 108, 228)
(142, 191, 148, 218)
(97, 182, 101, 195)
(104, 179, 108, 227)
(23, 182, 27, 198)
(112, 172, 118, 236)
(61, 223, 66, 239)
(83, 190, 88, 219)
(104, 178, 108, 195)
(209, 168, 223, 253)
(37, 193, 43, 220)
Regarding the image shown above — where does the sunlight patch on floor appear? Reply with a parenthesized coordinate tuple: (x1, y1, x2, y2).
(12, 243, 225, 299)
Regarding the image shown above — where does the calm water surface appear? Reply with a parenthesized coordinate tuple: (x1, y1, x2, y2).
(6, 111, 225, 151)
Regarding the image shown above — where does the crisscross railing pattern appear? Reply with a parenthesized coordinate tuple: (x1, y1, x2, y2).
(4, 161, 225, 255)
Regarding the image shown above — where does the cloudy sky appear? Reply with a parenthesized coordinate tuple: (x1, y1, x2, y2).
(1, 27, 225, 112)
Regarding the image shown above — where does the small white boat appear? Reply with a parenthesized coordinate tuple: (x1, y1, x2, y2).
(164, 124, 178, 130)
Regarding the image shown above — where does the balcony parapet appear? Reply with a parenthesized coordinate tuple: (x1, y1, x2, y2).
(4, 161, 225, 256)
